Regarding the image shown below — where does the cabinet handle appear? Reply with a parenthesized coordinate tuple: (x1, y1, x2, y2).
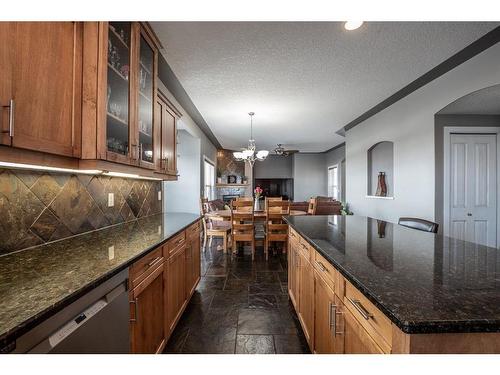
(147, 256, 162, 268)
(347, 297, 373, 320)
(1, 99, 14, 137)
(316, 261, 328, 273)
(165, 157, 169, 172)
(129, 298, 138, 322)
(330, 302, 344, 336)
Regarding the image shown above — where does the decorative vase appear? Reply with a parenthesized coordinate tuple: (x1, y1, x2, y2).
(375, 172, 387, 197)
(254, 197, 261, 211)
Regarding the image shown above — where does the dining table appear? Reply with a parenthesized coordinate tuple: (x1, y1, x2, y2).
(205, 209, 307, 221)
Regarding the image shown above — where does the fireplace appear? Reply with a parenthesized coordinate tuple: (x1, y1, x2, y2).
(222, 194, 240, 204)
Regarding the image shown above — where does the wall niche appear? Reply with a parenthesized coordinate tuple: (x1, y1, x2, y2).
(367, 141, 394, 198)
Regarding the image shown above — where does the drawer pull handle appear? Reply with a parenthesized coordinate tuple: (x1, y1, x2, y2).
(348, 297, 373, 320)
(129, 299, 138, 322)
(1, 99, 14, 137)
(147, 257, 162, 268)
(316, 261, 328, 273)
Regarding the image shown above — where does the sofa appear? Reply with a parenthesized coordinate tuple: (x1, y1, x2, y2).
(290, 196, 342, 215)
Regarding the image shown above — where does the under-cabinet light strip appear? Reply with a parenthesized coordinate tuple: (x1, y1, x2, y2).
(0, 161, 163, 181)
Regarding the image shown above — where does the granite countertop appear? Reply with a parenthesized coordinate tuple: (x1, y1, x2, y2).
(0, 212, 200, 348)
(285, 215, 500, 334)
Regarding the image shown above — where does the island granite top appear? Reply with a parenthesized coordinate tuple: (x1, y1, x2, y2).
(0, 212, 200, 349)
(285, 215, 500, 334)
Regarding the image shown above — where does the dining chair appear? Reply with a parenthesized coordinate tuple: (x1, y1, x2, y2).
(230, 199, 255, 260)
(236, 196, 253, 212)
(265, 196, 282, 211)
(307, 198, 317, 215)
(264, 200, 290, 261)
(200, 198, 232, 253)
(398, 217, 439, 233)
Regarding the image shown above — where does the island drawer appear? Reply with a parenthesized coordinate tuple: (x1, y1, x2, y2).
(298, 240, 312, 261)
(129, 246, 164, 288)
(289, 227, 300, 243)
(344, 281, 392, 352)
(313, 251, 336, 291)
(186, 221, 201, 239)
(168, 231, 186, 255)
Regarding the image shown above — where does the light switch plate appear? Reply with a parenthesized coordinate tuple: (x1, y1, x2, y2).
(108, 193, 114, 207)
(108, 246, 114, 260)
(158, 191, 162, 201)
(158, 225, 162, 235)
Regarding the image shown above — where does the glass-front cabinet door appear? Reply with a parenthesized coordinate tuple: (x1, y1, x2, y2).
(137, 31, 157, 168)
(105, 22, 132, 162)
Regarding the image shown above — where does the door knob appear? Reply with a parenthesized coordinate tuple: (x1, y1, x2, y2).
(467, 213, 472, 216)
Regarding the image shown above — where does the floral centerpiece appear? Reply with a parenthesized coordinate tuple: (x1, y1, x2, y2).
(254, 186, 263, 211)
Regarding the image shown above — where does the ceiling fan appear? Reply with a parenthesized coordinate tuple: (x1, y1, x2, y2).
(274, 144, 299, 157)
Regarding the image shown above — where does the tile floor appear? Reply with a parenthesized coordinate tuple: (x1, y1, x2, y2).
(163, 240, 310, 354)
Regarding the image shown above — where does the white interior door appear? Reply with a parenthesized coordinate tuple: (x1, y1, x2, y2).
(449, 133, 497, 247)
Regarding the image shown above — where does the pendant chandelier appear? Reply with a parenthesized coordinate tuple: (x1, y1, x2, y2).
(233, 112, 269, 166)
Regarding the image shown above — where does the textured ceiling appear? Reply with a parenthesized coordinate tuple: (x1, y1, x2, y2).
(438, 84, 500, 115)
(151, 22, 498, 152)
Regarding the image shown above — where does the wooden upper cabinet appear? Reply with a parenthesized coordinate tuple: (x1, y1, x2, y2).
(137, 29, 158, 169)
(156, 91, 179, 178)
(81, 21, 161, 168)
(102, 22, 135, 165)
(0, 22, 83, 157)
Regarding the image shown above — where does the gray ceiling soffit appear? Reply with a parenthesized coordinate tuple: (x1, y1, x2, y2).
(323, 142, 346, 154)
(158, 55, 222, 149)
(339, 26, 500, 135)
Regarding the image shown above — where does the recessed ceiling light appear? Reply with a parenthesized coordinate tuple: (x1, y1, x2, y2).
(344, 21, 364, 31)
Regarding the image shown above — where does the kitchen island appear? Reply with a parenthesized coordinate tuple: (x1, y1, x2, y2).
(285, 214, 500, 354)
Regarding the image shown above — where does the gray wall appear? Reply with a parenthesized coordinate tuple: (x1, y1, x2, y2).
(434, 114, 500, 232)
(293, 153, 327, 201)
(368, 142, 394, 197)
(254, 155, 293, 178)
(345, 42, 500, 223)
(325, 145, 346, 202)
(165, 130, 201, 214)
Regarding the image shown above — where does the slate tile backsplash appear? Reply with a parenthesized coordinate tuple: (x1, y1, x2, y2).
(0, 169, 162, 255)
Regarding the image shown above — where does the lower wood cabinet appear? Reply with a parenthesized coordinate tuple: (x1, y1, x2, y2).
(313, 271, 343, 354)
(288, 236, 300, 308)
(343, 306, 384, 354)
(185, 229, 201, 297)
(128, 220, 201, 354)
(129, 263, 166, 354)
(167, 245, 187, 333)
(297, 249, 314, 349)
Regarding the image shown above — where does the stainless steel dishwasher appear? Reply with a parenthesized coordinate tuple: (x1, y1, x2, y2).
(14, 269, 130, 354)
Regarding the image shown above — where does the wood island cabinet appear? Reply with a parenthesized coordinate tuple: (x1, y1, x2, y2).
(288, 227, 500, 354)
(287, 230, 300, 309)
(343, 306, 384, 354)
(313, 271, 343, 354)
(297, 245, 314, 348)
